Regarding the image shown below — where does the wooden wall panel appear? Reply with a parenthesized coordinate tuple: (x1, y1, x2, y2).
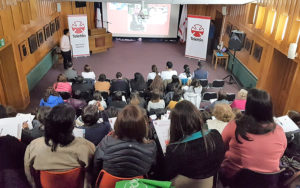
(10, 4, 23, 30)
(20, 1, 30, 24)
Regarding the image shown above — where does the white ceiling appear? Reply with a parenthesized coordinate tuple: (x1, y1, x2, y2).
(76, 0, 256, 5)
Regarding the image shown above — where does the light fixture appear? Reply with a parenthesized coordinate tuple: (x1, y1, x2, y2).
(253, 4, 258, 24)
(296, 29, 300, 44)
(265, 10, 276, 34)
(255, 6, 266, 29)
(281, 16, 289, 40)
(275, 14, 288, 41)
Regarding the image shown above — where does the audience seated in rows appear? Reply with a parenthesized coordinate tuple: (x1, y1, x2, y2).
(81, 64, 96, 80)
(93, 105, 157, 178)
(63, 61, 77, 81)
(130, 72, 147, 92)
(230, 89, 248, 111)
(95, 74, 110, 94)
(39, 87, 64, 107)
(193, 61, 208, 80)
(220, 88, 287, 185)
(110, 72, 130, 98)
(147, 64, 160, 81)
(24, 105, 95, 187)
(161, 61, 177, 80)
(147, 89, 165, 112)
(163, 100, 225, 186)
(53, 74, 72, 94)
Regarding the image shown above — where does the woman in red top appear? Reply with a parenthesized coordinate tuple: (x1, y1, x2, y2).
(53, 74, 72, 94)
(220, 88, 287, 182)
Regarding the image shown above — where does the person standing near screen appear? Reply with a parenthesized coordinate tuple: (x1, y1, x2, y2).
(60, 29, 72, 69)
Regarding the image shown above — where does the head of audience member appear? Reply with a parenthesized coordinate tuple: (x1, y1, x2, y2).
(150, 75, 164, 91)
(82, 105, 99, 126)
(5, 106, 17, 117)
(170, 100, 214, 151)
(113, 91, 123, 101)
(213, 103, 235, 122)
(93, 91, 103, 102)
(236, 89, 248, 100)
(36, 106, 51, 127)
(217, 90, 227, 101)
(191, 79, 201, 88)
(171, 75, 180, 84)
(45, 104, 75, 151)
(198, 61, 204, 69)
(133, 72, 145, 84)
(166, 61, 173, 70)
(63, 29, 69, 36)
(66, 61, 74, 69)
(114, 104, 148, 143)
(43, 87, 59, 102)
(57, 74, 67, 82)
(232, 108, 242, 117)
(130, 91, 142, 106)
(98, 74, 107, 82)
(75, 75, 84, 84)
(287, 110, 300, 128)
(201, 110, 212, 124)
(0, 104, 7, 118)
(183, 64, 191, 78)
(116, 72, 123, 79)
(84, 64, 91, 73)
(172, 90, 182, 102)
(106, 107, 119, 118)
(152, 65, 158, 74)
(150, 89, 161, 102)
(235, 88, 275, 143)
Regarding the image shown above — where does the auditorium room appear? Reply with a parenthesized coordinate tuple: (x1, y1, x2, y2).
(0, 0, 300, 187)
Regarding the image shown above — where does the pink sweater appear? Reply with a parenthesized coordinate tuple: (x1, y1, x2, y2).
(230, 99, 246, 110)
(53, 82, 72, 94)
(221, 120, 287, 178)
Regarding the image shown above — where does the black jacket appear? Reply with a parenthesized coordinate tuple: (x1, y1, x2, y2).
(110, 79, 130, 97)
(93, 135, 156, 178)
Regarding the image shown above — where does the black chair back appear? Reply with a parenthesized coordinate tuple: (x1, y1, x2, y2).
(200, 79, 208, 88)
(212, 79, 225, 88)
(59, 92, 71, 100)
(149, 108, 167, 119)
(226, 93, 236, 102)
(100, 92, 109, 101)
(202, 92, 217, 101)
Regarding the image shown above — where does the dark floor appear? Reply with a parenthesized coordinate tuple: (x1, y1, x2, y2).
(26, 40, 240, 112)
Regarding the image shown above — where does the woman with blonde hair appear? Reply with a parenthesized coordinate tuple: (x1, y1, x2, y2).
(231, 89, 248, 110)
(207, 103, 235, 133)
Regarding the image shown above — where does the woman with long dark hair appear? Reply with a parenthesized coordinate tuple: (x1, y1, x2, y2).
(221, 88, 287, 180)
(164, 100, 225, 186)
(24, 104, 95, 187)
(130, 72, 147, 92)
(166, 75, 181, 93)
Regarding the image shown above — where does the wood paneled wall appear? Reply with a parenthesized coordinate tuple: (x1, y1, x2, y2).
(189, 1, 300, 115)
(0, 0, 60, 109)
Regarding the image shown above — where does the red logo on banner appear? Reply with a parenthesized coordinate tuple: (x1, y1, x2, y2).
(72, 21, 85, 34)
(191, 24, 204, 38)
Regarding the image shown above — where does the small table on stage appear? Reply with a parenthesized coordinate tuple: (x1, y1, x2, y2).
(212, 50, 229, 70)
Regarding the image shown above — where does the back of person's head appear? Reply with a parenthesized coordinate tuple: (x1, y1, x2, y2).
(84, 64, 91, 72)
(43, 87, 58, 102)
(152, 65, 158, 74)
(116, 72, 122, 79)
(134, 72, 145, 83)
(5, 106, 17, 117)
(217, 90, 227, 101)
(106, 107, 119, 118)
(201, 110, 212, 123)
(113, 91, 123, 101)
(130, 91, 141, 106)
(63, 29, 69, 35)
(75, 75, 84, 84)
(57, 74, 67, 82)
(287, 110, 300, 127)
(183, 64, 191, 77)
(66, 61, 73, 69)
(237, 89, 248, 100)
(172, 89, 182, 101)
(150, 75, 163, 91)
(114, 105, 147, 142)
(82, 105, 99, 126)
(171, 75, 180, 84)
(0, 104, 7, 118)
(36, 106, 51, 125)
(93, 91, 102, 101)
(166, 61, 173, 69)
(151, 89, 161, 102)
(44, 104, 75, 151)
(190, 79, 201, 88)
(198, 61, 204, 69)
(98, 74, 106, 81)
(213, 103, 235, 122)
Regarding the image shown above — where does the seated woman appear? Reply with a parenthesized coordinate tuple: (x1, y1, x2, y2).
(163, 100, 225, 186)
(24, 104, 95, 188)
(230, 89, 248, 111)
(130, 91, 146, 109)
(206, 90, 229, 112)
(94, 74, 110, 94)
(207, 103, 235, 133)
(147, 64, 160, 81)
(166, 75, 181, 93)
(39, 87, 64, 107)
(93, 105, 156, 178)
(53, 74, 72, 94)
(183, 79, 202, 109)
(81, 64, 96, 80)
(147, 89, 165, 112)
(178, 64, 192, 85)
(149, 75, 164, 93)
(79, 105, 111, 146)
(167, 90, 182, 110)
(89, 91, 107, 110)
(130, 72, 147, 92)
(109, 91, 127, 110)
(220, 88, 287, 183)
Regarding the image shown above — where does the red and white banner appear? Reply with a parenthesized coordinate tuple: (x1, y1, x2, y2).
(185, 15, 211, 60)
(68, 15, 90, 57)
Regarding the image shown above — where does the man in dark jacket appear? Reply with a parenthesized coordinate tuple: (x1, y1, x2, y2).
(72, 76, 94, 102)
(110, 72, 130, 98)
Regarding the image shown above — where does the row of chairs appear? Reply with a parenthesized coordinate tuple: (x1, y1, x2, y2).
(199, 79, 225, 89)
(202, 92, 236, 102)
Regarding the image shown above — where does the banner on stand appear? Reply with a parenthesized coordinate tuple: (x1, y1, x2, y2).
(185, 15, 211, 60)
(68, 15, 90, 57)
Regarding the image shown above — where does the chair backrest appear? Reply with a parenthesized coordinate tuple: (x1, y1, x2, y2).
(39, 168, 84, 188)
(212, 80, 225, 88)
(202, 92, 217, 101)
(233, 168, 285, 188)
(199, 79, 208, 88)
(96, 170, 143, 188)
(100, 91, 109, 100)
(172, 175, 213, 188)
(226, 93, 236, 102)
(59, 92, 71, 100)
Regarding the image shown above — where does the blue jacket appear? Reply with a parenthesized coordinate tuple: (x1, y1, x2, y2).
(39, 95, 64, 107)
